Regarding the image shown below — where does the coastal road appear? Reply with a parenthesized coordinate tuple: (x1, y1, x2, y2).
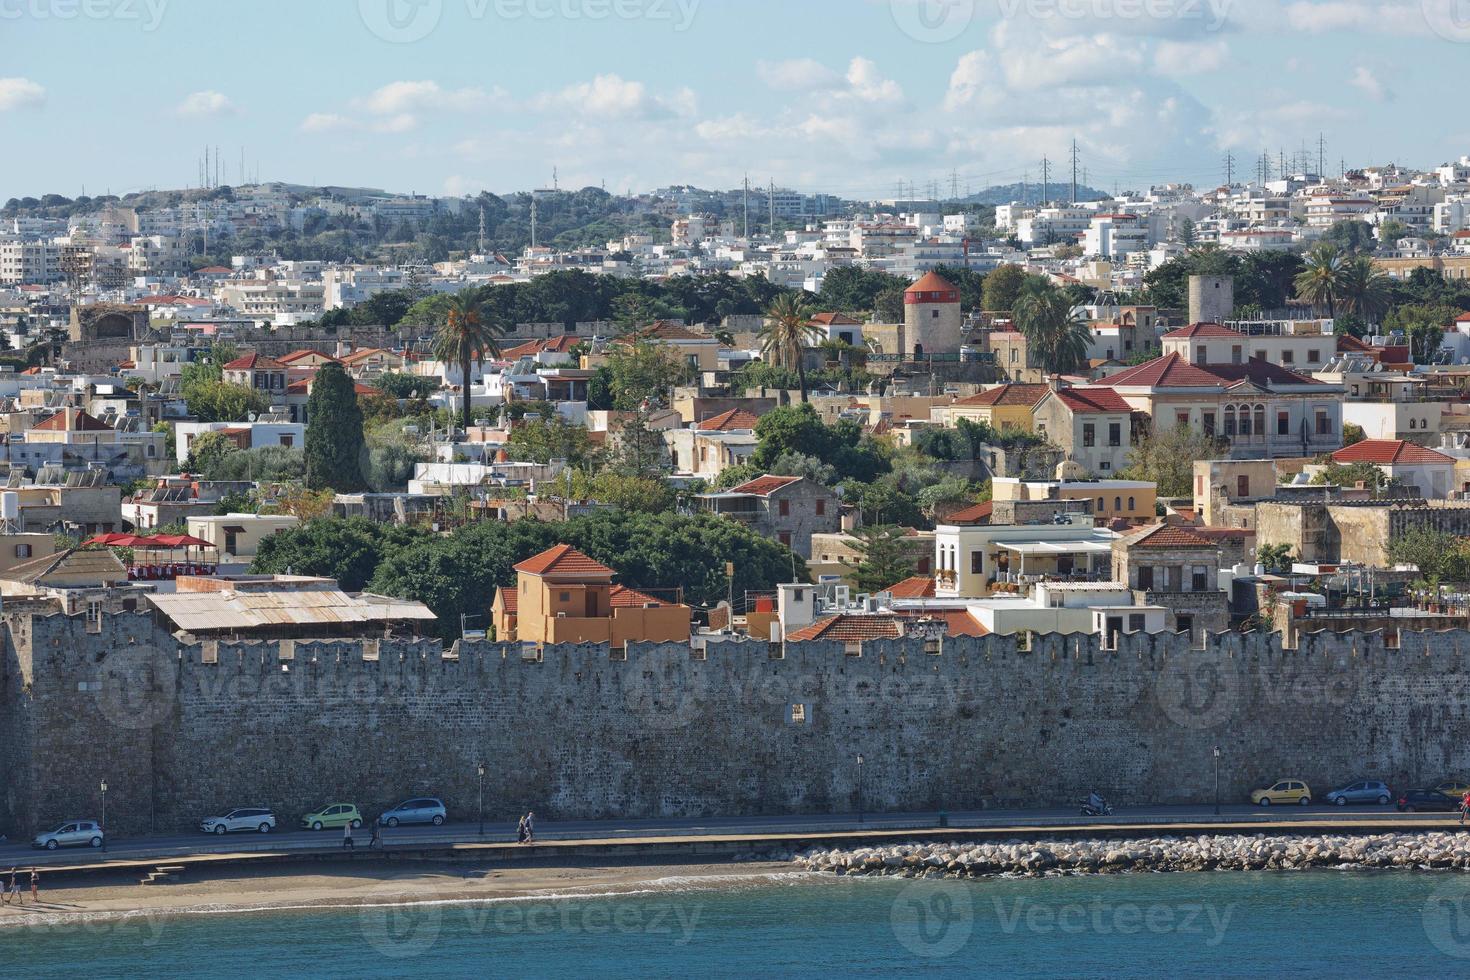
(2, 803, 1460, 869)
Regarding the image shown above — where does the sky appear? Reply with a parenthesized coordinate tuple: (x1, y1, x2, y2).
(2, 0, 1470, 201)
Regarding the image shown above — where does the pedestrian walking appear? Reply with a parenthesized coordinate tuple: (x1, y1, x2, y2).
(343, 822, 354, 850)
(516, 814, 528, 844)
(29, 870, 38, 904)
(1461, 791, 1470, 826)
(7, 869, 19, 907)
(525, 810, 535, 845)
(370, 818, 381, 850)
(1, 869, 11, 906)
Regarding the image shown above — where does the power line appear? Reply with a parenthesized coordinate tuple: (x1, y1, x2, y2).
(1070, 139, 1079, 204)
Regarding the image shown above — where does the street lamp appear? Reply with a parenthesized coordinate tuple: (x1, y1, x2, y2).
(1212, 746, 1221, 817)
(100, 779, 108, 852)
(477, 763, 486, 838)
(856, 754, 865, 825)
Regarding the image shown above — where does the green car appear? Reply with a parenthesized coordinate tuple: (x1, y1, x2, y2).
(300, 803, 362, 831)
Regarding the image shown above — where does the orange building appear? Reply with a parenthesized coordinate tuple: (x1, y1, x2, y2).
(491, 544, 692, 648)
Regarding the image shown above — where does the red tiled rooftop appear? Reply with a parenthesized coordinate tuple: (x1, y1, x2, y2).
(33, 408, 112, 432)
(809, 312, 862, 326)
(609, 584, 668, 607)
(513, 544, 615, 578)
(1099, 352, 1320, 389)
(787, 614, 903, 643)
(728, 475, 802, 496)
(1127, 524, 1216, 549)
(885, 576, 936, 599)
(222, 353, 287, 371)
(698, 408, 761, 431)
(1330, 439, 1454, 465)
(945, 501, 993, 525)
(501, 336, 583, 358)
(953, 383, 1049, 407)
(1161, 322, 1244, 339)
(1053, 387, 1132, 413)
(904, 271, 958, 296)
(496, 586, 517, 614)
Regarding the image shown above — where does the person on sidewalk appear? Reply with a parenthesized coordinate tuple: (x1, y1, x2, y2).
(7, 869, 20, 907)
(1, 869, 11, 906)
(343, 822, 355, 849)
(525, 811, 535, 845)
(29, 870, 38, 904)
(370, 818, 382, 850)
(1461, 791, 1470, 825)
(516, 814, 528, 844)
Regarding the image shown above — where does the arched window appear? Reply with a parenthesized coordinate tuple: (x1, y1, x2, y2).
(1223, 406, 1237, 437)
(1254, 406, 1266, 438)
(1114, 496, 1122, 511)
(1240, 406, 1253, 436)
(1128, 496, 1136, 510)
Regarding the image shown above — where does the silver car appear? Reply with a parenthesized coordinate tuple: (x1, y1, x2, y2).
(1326, 780, 1392, 806)
(32, 820, 104, 850)
(200, 807, 277, 835)
(379, 798, 447, 828)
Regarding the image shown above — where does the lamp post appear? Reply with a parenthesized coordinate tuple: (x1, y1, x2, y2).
(100, 779, 108, 852)
(477, 763, 486, 838)
(1212, 746, 1221, 817)
(856, 754, 865, 825)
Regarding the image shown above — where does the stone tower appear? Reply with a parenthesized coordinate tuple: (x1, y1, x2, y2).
(903, 271, 962, 359)
(1188, 275, 1235, 325)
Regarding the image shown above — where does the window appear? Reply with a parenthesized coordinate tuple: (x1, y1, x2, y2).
(1196, 345, 1206, 363)
(1192, 568, 1209, 591)
(932, 309, 940, 319)
(1009, 349, 1017, 363)
(1082, 423, 1095, 447)
(815, 499, 825, 516)
(1127, 496, 1135, 510)
(1316, 409, 1332, 436)
(971, 551, 983, 574)
(1223, 407, 1236, 437)
(778, 499, 790, 517)
(1237, 475, 1250, 498)
(1277, 411, 1290, 436)
(1176, 614, 1194, 636)
(1231, 345, 1242, 364)
(1128, 613, 1146, 633)
(1254, 406, 1266, 437)
(559, 592, 571, 602)
(1202, 412, 1215, 436)
(1109, 423, 1121, 446)
(790, 703, 807, 724)
(778, 532, 792, 547)
(279, 435, 293, 448)
(1308, 349, 1320, 363)
(1138, 566, 1154, 589)
(1176, 412, 1190, 428)
(1239, 408, 1252, 436)
(14, 544, 30, 558)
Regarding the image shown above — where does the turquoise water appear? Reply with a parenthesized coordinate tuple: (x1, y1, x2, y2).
(9, 870, 1470, 977)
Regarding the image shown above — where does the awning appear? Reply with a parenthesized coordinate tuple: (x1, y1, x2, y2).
(997, 540, 1114, 556)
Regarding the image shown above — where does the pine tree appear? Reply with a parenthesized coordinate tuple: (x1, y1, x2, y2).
(305, 362, 367, 492)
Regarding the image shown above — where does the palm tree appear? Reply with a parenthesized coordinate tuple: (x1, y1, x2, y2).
(1294, 243, 1346, 316)
(1013, 283, 1091, 376)
(433, 289, 505, 427)
(1337, 254, 1392, 322)
(759, 293, 822, 403)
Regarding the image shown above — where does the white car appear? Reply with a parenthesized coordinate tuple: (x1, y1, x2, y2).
(32, 820, 104, 850)
(199, 807, 276, 835)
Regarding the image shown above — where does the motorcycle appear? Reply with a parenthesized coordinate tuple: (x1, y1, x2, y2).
(1079, 798, 1113, 817)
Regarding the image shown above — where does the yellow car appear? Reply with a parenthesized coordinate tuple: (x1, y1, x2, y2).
(300, 803, 362, 831)
(1251, 780, 1312, 806)
(1433, 780, 1470, 799)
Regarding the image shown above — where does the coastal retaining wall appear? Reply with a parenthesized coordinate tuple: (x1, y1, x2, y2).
(5, 611, 1470, 834)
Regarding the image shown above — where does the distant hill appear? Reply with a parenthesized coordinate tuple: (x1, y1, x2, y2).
(958, 182, 1109, 206)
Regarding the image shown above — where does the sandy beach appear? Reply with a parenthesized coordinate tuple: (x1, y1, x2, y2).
(0, 856, 801, 929)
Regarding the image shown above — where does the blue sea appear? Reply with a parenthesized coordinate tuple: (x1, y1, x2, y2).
(9, 870, 1470, 977)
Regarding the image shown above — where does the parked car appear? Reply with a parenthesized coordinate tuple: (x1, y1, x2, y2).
(32, 820, 103, 850)
(1397, 790, 1461, 813)
(200, 807, 277, 835)
(379, 798, 447, 828)
(300, 804, 362, 831)
(1251, 780, 1312, 806)
(1433, 780, 1470, 799)
(1325, 780, 1392, 806)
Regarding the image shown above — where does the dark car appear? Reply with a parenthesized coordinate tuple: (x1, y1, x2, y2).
(1396, 790, 1460, 813)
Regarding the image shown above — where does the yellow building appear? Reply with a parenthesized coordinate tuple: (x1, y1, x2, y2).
(935, 383, 1049, 432)
(491, 544, 692, 648)
(992, 477, 1158, 525)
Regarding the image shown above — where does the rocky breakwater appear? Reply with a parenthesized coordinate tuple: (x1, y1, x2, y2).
(794, 833, 1470, 878)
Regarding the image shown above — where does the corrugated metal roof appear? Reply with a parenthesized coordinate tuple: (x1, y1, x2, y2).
(146, 590, 436, 632)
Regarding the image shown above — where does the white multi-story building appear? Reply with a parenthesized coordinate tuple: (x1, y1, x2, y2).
(1083, 213, 1149, 259)
(0, 238, 62, 285)
(1015, 206, 1095, 246)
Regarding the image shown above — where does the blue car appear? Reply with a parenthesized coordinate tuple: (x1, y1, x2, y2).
(379, 798, 447, 828)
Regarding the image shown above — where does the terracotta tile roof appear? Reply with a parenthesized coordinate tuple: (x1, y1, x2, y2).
(609, 584, 666, 607)
(1161, 322, 1244, 339)
(953, 383, 1049, 407)
(278, 349, 338, 364)
(946, 501, 993, 524)
(222, 353, 287, 371)
(1330, 439, 1454, 465)
(728, 475, 802, 496)
(698, 408, 761, 431)
(1338, 335, 1371, 352)
(33, 408, 112, 432)
(787, 614, 903, 643)
(905, 271, 959, 297)
(1126, 523, 1217, 549)
(885, 576, 936, 598)
(1052, 387, 1132, 413)
(501, 336, 582, 358)
(195, 266, 232, 274)
(1098, 352, 1321, 389)
(513, 544, 615, 578)
(809, 312, 862, 326)
(495, 586, 517, 614)
(340, 347, 396, 364)
(926, 610, 989, 637)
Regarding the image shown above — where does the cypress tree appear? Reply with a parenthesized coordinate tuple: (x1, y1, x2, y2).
(304, 362, 367, 491)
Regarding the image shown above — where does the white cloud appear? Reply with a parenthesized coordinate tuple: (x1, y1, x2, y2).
(1281, 0, 1429, 34)
(535, 73, 694, 119)
(359, 80, 497, 115)
(993, 26, 1144, 90)
(177, 91, 237, 118)
(1350, 65, 1393, 102)
(844, 57, 904, 104)
(757, 58, 842, 90)
(300, 112, 354, 133)
(0, 77, 45, 111)
(1154, 39, 1230, 76)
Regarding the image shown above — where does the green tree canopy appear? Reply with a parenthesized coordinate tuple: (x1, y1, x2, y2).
(1122, 425, 1226, 497)
(304, 362, 367, 491)
(843, 525, 919, 593)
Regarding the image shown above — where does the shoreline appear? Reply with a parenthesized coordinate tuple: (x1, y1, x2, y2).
(0, 856, 804, 931)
